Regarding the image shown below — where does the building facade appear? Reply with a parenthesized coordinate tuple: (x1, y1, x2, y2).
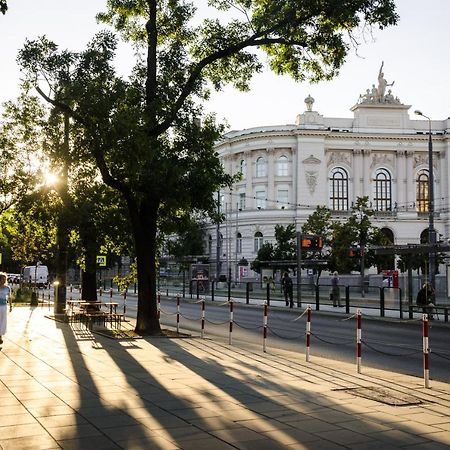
(207, 73, 450, 281)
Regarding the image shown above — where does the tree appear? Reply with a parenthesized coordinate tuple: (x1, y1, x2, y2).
(251, 224, 296, 274)
(0, 1, 7, 15)
(165, 217, 206, 261)
(301, 206, 333, 279)
(19, 0, 398, 334)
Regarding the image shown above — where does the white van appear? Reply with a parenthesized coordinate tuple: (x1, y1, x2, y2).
(23, 265, 49, 288)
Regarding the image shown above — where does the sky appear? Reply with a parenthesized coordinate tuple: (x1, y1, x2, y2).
(1, 0, 449, 131)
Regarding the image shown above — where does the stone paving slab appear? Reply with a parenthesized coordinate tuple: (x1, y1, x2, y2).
(1, 307, 450, 450)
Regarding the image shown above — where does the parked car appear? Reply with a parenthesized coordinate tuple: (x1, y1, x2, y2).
(7, 273, 21, 284)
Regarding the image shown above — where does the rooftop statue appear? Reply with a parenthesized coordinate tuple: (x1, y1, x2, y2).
(377, 61, 394, 100)
(358, 62, 401, 105)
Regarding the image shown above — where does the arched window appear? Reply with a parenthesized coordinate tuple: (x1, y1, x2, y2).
(254, 231, 263, 252)
(329, 167, 349, 211)
(373, 168, 392, 211)
(255, 156, 267, 177)
(236, 232, 242, 254)
(379, 227, 395, 270)
(239, 159, 246, 179)
(277, 155, 289, 176)
(416, 169, 429, 212)
(420, 229, 429, 244)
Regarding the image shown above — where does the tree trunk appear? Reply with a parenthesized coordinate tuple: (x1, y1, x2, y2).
(81, 270, 97, 301)
(130, 197, 161, 335)
(79, 220, 99, 301)
(54, 221, 68, 314)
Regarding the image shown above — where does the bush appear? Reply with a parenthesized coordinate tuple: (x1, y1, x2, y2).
(13, 287, 33, 303)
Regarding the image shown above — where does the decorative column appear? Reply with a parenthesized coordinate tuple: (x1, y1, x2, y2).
(362, 148, 371, 200)
(267, 147, 275, 206)
(245, 150, 253, 209)
(353, 148, 363, 199)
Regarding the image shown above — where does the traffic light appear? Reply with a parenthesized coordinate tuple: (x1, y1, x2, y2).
(301, 235, 324, 251)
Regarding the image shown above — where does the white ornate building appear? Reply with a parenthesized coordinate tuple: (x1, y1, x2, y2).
(207, 71, 450, 280)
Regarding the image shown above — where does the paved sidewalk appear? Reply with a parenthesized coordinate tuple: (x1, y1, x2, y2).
(1, 307, 450, 450)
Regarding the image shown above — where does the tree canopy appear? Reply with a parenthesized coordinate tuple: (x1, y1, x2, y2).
(17, 0, 398, 334)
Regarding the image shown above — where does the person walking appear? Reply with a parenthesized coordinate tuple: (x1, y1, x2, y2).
(0, 272, 11, 348)
(416, 282, 436, 320)
(331, 271, 342, 307)
(282, 272, 294, 308)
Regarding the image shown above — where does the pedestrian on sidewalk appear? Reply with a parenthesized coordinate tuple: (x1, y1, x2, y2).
(0, 272, 11, 347)
(331, 271, 342, 307)
(416, 282, 436, 320)
(282, 272, 294, 308)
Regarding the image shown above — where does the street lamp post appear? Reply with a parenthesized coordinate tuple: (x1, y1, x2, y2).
(414, 110, 436, 287)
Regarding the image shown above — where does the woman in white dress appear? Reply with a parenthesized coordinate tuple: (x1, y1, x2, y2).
(0, 272, 11, 346)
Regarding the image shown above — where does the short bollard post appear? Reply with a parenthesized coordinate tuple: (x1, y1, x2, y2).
(157, 291, 161, 320)
(306, 305, 311, 362)
(263, 301, 268, 353)
(356, 309, 362, 374)
(109, 288, 113, 300)
(99, 287, 103, 298)
(229, 300, 234, 345)
(79, 285, 82, 299)
(201, 298, 205, 339)
(176, 294, 180, 334)
(123, 288, 127, 315)
(423, 314, 430, 388)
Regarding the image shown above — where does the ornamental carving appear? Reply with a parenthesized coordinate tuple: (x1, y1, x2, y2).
(302, 154, 321, 165)
(305, 171, 318, 194)
(328, 151, 351, 167)
(370, 153, 394, 169)
(413, 154, 437, 169)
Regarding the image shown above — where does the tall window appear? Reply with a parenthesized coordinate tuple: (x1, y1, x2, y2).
(255, 189, 266, 209)
(277, 155, 289, 176)
(373, 168, 392, 211)
(239, 159, 246, 179)
(208, 235, 212, 255)
(239, 191, 246, 210)
(254, 231, 263, 252)
(236, 232, 242, 254)
(277, 187, 288, 208)
(255, 156, 267, 177)
(329, 167, 349, 211)
(416, 169, 429, 212)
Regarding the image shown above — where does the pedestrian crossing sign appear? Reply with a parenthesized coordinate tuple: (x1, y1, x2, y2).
(96, 255, 106, 266)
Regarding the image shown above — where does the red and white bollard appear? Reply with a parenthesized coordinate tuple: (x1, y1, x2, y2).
(201, 299, 205, 339)
(229, 300, 234, 345)
(356, 309, 362, 374)
(176, 294, 180, 334)
(263, 301, 268, 353)
(157, 291, 161, 320)
(423, 314, 430, 388)
(305, 305, 311, 362)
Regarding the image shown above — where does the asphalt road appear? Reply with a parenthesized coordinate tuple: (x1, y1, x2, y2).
(112, 294, 450, 384)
